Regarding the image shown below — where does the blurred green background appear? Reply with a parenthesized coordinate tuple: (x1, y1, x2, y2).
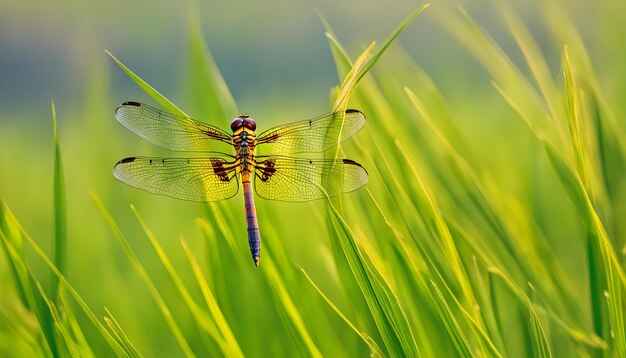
(2, 0, 626, 356)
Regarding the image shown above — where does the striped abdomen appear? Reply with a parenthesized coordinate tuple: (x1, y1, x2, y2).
(243, 180, 260, 266)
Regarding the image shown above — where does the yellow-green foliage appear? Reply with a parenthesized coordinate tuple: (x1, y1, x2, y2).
(1, 1, 625, 357)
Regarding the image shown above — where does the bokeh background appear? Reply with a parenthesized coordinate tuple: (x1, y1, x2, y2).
(1, 0, 626, 356)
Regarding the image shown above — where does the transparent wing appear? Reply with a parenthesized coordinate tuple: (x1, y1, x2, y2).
(255, 109, 365, 154)
(113, 156, 239, 202)
(253, 155, 368, 202)
(115, 102, 232, 152)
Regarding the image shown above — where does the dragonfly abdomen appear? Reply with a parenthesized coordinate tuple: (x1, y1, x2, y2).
(243, 180, 261, 266)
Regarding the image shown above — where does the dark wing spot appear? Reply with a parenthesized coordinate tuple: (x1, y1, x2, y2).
(116, 101, 141, 115)
(345, 109, 365, 121)
(342, 158, 361, 166)
(119, 157, 137, 164)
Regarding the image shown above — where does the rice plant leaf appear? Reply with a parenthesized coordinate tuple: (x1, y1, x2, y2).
(300, 268, 384, 357)
(180, 240, 244, 358)
(184, 16, 238, 120)
(487, 266, 605, 349)
(34, 282, 76, 357)
(528, 298, 553, 358)
(1, 202, 128, 356)
(103, 307, 140, 358)
(0, 230, 55, 357)
(57, 284, 96, 358)
(563, 47, 588, 186)
(130, 206, 222, 352)
(261, 253, 323, 358)
(105, 50, 187, 117)
(326, 198, 419, 357)
(51, 100, 67, 302)
(428, 280, 474, 358)
(90, 193, 195, 357)
(357, 4, 430, 83)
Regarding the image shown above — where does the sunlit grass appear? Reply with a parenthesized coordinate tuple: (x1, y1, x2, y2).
(2, 1, 626, 357)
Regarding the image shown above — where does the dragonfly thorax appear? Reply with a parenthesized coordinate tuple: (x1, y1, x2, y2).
(231, 115, 256, 131)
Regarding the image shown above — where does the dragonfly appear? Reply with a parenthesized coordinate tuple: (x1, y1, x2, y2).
(113, 101, 368, 266)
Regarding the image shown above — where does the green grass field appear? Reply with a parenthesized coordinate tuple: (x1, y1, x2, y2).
(2, 1, 626, 356)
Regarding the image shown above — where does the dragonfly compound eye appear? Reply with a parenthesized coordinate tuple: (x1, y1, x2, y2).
(243, 118, 257, 131)
(230, 118, 244, 131)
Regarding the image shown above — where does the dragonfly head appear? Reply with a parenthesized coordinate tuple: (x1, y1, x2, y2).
(231, 115, 256, 131)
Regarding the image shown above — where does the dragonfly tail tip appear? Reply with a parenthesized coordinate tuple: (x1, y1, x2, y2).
(254, 258, 260, 267)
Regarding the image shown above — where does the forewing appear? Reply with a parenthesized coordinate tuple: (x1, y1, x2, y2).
(256, 109, 365, 154)
(253, 156, 368, 202)
(113, 156, 239, 202)
(115, 102, 232, 152)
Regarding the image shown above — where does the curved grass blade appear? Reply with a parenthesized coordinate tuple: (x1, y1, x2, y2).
(180, 240, 244, 358)
(325, 198, 419, 357)
(356, 4, 430, 83)
(300, 268, 384, 357)
(0, 201, 128, 356)
(428, 280, 474, 357)
(185, 16, 238, 120)
(91, 193, 195, 357)
(103, 307, 140, 357)
(130, 205, 243, 357)
(105, 50, 187, 117)
(528, 296, 553, 358)
(261, 253, 323, 358)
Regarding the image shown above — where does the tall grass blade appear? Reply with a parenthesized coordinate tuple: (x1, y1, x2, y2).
(428, 280, 474, 357)
(357, 4, 430, 83)
(300, 268, 383, 357)
(51, 100, 67, 303)
(180, 240, 244, 358)
(105, 50, 187, 117)
(130, 204, 243, 357)
(184, 17, 238, 119)
(528, 297, 553, 358)
(90, 193, 196, 357)
(103, 307, 140, 358)
(1, 201, 129, 356)
(326, 198, 419, 356)
(261, 253, 323, 358)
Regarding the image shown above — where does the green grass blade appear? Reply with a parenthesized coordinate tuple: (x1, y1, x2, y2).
(90, 193, 196, 357)
(0, 231, 55, 357)
(105, 50, 187, 117)
(356, 4, 430, 83)
(261, 253, 323, 358)
(326, 199, 419, 357)
(428, 280, 474, 357)
(300, 268, 383, 357)
(57, 285, 96, 358)
(184, 16, 238, 119)
(1, 201, 130, 356)
(563, 47, 588, 187)
(528, 297, 553, 358)
(103, 307, 140, 358)
(50, 100, 67, 302)
(34, 282, 76, 357)
(331, 41, 375, 114)
(130, 204, 243, 357)
(180, 240, 244, 358)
